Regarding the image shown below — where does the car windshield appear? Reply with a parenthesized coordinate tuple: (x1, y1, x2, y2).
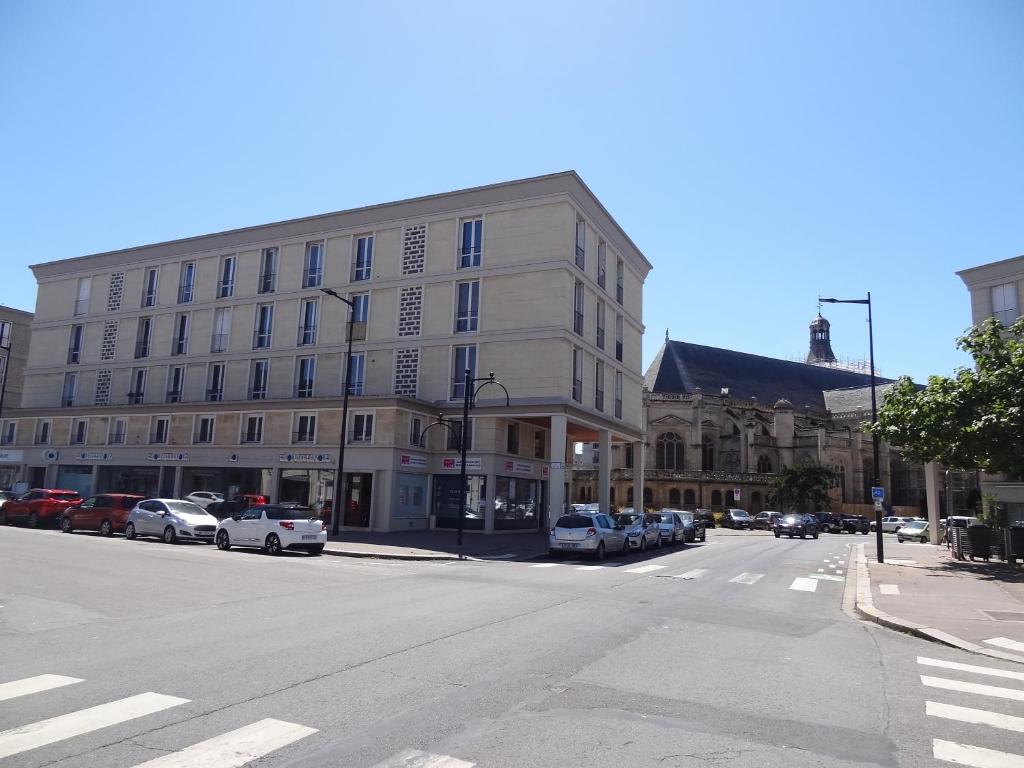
(679, 512, 694, 522)
(902, 521, 927, 530)
(266, 507, 316, 520)
(657, 513, 675, 522)
(166, 501, 206, 515)
(555, 515, 595, 529)
(731, 510, 749, 518)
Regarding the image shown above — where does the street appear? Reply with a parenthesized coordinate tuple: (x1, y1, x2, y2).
(2, 526, 1022, 767)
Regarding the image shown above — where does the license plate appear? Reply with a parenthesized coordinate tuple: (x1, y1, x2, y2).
(562, 542, 580, 548)
(196, 531, 213, 537)
(301, 534, 318, 540)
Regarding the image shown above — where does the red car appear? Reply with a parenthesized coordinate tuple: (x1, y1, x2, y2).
(61, 493, 145, 536)
(2, 489, 83, 528)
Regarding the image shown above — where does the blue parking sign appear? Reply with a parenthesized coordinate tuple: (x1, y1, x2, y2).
(871, 486, 885, 500)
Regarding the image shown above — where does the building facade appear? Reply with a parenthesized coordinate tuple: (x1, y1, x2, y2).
(0, 305, 33, 488)
(3, 172, 651, 532)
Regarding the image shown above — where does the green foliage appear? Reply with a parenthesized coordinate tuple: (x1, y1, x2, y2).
(870, 316, 1024, 478)
(768, 463, 839, 513)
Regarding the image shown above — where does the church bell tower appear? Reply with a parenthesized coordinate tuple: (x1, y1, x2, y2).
(806, 313, 836, 364)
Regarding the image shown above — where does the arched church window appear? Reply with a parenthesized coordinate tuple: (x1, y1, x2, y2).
(669, 488, 681, 506)
(643, 487, 653, 505)
(711, 489, 723, 506)
(756, 455, 772, 473)
(656, 432, 684, 470)
(684, 488, 696, 507)
(701, 437, 715, 471)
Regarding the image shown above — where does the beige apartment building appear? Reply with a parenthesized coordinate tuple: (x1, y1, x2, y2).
(0, 305, 33, 489)
(3, 172, 651, 532)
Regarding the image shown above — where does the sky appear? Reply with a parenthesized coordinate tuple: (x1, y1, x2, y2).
(1, 0, 1021, 385)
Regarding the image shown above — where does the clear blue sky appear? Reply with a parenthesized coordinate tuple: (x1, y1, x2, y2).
(2, 0, 1021, 384)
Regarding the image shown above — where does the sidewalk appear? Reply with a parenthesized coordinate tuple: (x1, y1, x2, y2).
(324, 529, 549, 561)
(854, 538, 1024, 664)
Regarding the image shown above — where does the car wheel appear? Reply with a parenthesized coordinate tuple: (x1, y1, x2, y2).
(100, 519, 113, 537)
(27, 512, 39, 529)
(61, 515, 73, 533)
(800, 532, 805, 539)
(639, 537, 647, 553)
(125, 522, 136, 540)
(163, 526, 176, 545)
(0, 509, 5, 525)
(594, 541, 606, 561)
(813, 531, 819, 539)
(265, 533, 282, 556)
(216, 530, 231, 550)
(655, 534, 662, 549)
(308, 544, 324, 556)
(620, 537, 629, 556)
(774, 531, 781, 538)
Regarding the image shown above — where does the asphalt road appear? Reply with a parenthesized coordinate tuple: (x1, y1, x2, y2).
(1, 525, 1022, 767)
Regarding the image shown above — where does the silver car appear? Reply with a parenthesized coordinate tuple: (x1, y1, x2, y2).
(549, 511, 626, 560)
(655, 509, 687, 545)
(616, 511, 662, 552)
(125, 498, 218, 544)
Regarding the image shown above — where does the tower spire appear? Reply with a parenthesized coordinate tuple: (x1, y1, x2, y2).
(806, 312, 836, 364)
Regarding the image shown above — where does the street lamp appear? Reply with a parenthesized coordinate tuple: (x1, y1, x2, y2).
(819, 292, 884, 563)
(321, 288, 355, 537)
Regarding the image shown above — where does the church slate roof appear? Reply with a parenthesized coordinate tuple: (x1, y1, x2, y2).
(644, 340, 894, 411)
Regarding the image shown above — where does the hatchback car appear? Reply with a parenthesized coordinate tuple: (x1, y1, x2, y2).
(124, 499, 218, 544)
(183, 491, 224, 509)
(215, 504, 327, 555)
(720, 508, 752, 529)
(694, 508, 715, 529)
(897, 520, 930, 543)
(774, 513, 819, 539)
(678, 510, 707, 542)
(61, 493, 145, 536)
(1, 489, 82, 528)
(813, 511, 843, 534)
(842, 514, 871, 535)
(654, 510, 687, 545)
(616, 511, 662, 552)
(752, 511, 780, 530)
(549, 511, 626, 560)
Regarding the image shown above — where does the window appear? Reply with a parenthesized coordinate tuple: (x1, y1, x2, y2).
(597, 241, 607, 288)
(178, 262, 196, 303)
(249, 359, 269, 399)
(207, 362, 225, 401)
(595, 360, 605, 411)
(218, 255, 236, 298)
(534, 429, 545, 459)
(298, 298, 318, 346)
(74, 277, 91, 316)
(1, 421, 15, 446)
(506, 423, 519, 454)
(992, 282, 1019, 325)
(150, 417, 169, 444)
(61, 372, 77, 407)
(350, 292, 369, 341)
(142, 268, 159, 307)
(614, 371, 623, 419)
(211, 307, 231, 353)
(757, 455, 772, 473)
(241, 414, 264, 443)
(624, 444, 633, 468)
(656, 432, 684, 471)
(128, 368, 146, 404)
(295, 356, 315, 398)
(575, 218, 586, 269)
(303, 241, 324, 288)
(135, 317, 152, 358)
(451, 345, 477, 400)
(409, 416, 422, 447)
(108, 417, 127, 445)
(353, 235, 373, 281)
(596, 301, 605, 349)
(253, 304, 274, 349)
(294, 413, 316, 443)
(615, 314, 623, 362)
(459, 218, 483, 268)
(345, 352, 365, 395)
(447, 418, 472, 451)
(70, 418, 88, 445)
(350, 412, 374, 443)
(35, 420, 50, 445)
(166, 366, 184, 403)
(171, 313, 190, 356)
(0, 321, 10, 348)
(67, 324, 84, 364)
(616, 259, 624, 305)
(259, 247, 277, 294)
(701, 436, 715, 471)
(455, 280, 480, 333)
(572, 348, 583, 402)
(573, 280, 584, 335)
(195, 416, 215, 444)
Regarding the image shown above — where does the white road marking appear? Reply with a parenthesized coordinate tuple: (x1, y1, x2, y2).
(823, 559, 831, 563)
(371, 749, 476, 767)
(625, 564, 667, 574)
(836, 570, 844, 575)
(810, 574, 844, 582)
(789, 577, 818, 592)
(984, 637, 1024, 654)
(879, 584, 900, 595)
(926, 701, 1024, 734)
(918, 656, 1024, 683)
(0, 692, 189, 759)
(673, 569, 710, 580)
(817, 568, 825, 572)
(129, 718, 317, 767)
(932, 738, 1024, 768)
(529, 563, 559, 568)
(921, 676, 1024, 702)
(0, 675, 83, 702)
(728, 573, 764, 585)
(576, 565, 606, 571)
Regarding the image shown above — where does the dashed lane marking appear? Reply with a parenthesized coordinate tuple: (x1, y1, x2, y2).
(926, 701, 1024, 734)
(673, 569, 710, 580)
(918, 656, 1024, 683)
(932, 738, 1024, 768)
(789, 577, 818, 592)
(810, 574, 844, 582)
(921, 676, 1024, 702)
(728, 573, 764, 585)
(624, 564, 668, 574)
(0, 674, 83, 702)
(371, 749, 476, 767)
(879, 584, 900, 595)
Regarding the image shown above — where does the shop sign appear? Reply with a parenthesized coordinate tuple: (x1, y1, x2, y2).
(0, 449, 24, 462)
(149, 452, 189, 461)
(278, 453, 333, 463)
(75, 452, 113, 461)
(503, 459, 534, 474)
(441, 456, 482, 471)
(542, 466, 550, 478)
(400, 453, 427, 468)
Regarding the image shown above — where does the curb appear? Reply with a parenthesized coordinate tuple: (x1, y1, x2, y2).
(852, 543, 1024, 666)
(322, 547, 473, 562)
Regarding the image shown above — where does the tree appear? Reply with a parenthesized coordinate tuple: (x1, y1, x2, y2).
(871, 316, 1024, 479)
(768, 463, 838, 513)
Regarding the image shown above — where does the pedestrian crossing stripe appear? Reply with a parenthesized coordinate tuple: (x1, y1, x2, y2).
(371, 749, 476, 767)
(921, 675, 1024, 702)
(789, 577, 818, 592)
(673, 569, 710, 580)
(624, 564, 667, 574)
(728, 573, 764, 585)
(932, 739, 1024, 768)
(129, 718, 317, 767)
(0, 674, 83, 702)
(984, 637, 1024, 654)
(926, 701, 1024, 734)
(917, 656, 1024, 683)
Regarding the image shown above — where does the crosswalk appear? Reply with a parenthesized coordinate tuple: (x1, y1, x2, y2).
(0, 673, 316, 765)
(917, 655, 1024, 767)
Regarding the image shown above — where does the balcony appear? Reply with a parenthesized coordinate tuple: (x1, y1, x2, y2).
(217, 279, 234, 298)
(252, 331, 272, 349)
(177, 285, 194, 304)
(258, 272, 276, 294)
(298, 325, 317, 346)
(206, 388, 223, 402)
(292, 431, 315, 444)
(302, 269, 323, 289)
(166, 390, 182, 404)
(142, 291, 157, 308)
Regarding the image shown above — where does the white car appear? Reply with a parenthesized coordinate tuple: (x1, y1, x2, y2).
(125, 498, 218, 544)
(183, 491, 224, 509)
(215, 504, 327, 556)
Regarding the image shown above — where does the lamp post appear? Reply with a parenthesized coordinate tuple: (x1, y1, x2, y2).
(819, 293, 883, 563)
(321, 288, 355, 537)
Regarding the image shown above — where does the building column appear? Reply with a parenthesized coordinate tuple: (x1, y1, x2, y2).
(925, 461, 942, 544)
(265, 469, 280, 506)
(547, 414, 567, 527)
(172, 466, 183, 499)
(89, 465, 99, 496)
(484, 468, 496, 533)
(633, 440, 646, 512)
(598, 429, 611, 513)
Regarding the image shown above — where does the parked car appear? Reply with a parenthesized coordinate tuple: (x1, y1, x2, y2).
(183, 491, 224, 509)
(752, 511, 781, 530)
(616, 511, 662, 552)
(897, 520, 930, 543)
(549, 511, 626, 560)
(1, 489, 82, 528)
(215, 504, 327, 555)
(774, 513, 819, 539)
(124, 499, 218, 544)
(841, 514, 871, 535)
(720, 508, 752, 529)
(872, 516, 921, 533)
(694, 508, 715, 529)
(813, 511, 843, 534)
(60, 493, 145, 536)
(0, 490, 17, 509)
(206, 495, 262, 519)
(678, 510, 706, 542)
(654, 510, 687, 545)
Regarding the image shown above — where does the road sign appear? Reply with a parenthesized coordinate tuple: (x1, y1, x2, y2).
(871, 486, 885, 500)
(733, 487, 742, 501)
(874, 499, 883, 512)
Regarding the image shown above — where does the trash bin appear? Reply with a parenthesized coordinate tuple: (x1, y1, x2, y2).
(967, 524, 992, 561)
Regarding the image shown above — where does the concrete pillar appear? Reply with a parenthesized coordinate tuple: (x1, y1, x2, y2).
(89, 465, 99, 496)
(925, 461, 942, 544)
(633, 440, 646, 512)
(484, 469, 496, 533)
(172, 466, 183, 498)
(547, 415, 567, 526)
(598, 429, 611, 513)
(265, 469, 280, 506)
